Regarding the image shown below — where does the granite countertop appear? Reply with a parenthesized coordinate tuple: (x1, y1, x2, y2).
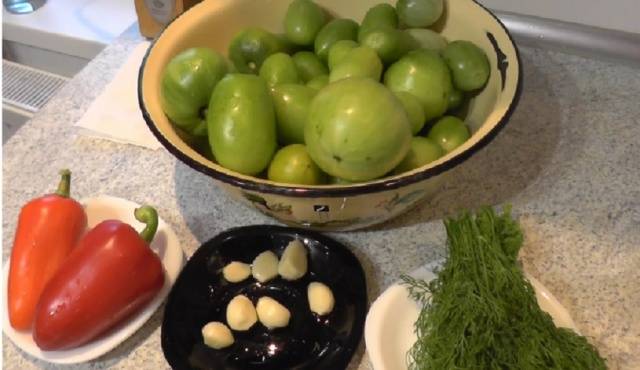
(3, 26, 639, 370)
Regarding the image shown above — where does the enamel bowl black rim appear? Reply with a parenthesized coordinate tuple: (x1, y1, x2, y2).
(138, 0, 522, 198)
(160, 225, 368, 370)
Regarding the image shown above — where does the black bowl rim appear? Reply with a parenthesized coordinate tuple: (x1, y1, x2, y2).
(160, 224, 368, 370)
(138, 0, 523, 198)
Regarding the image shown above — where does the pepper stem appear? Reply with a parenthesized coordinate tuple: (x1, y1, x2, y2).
(135, 205, 159, 243)
(55, 169, 72, 197)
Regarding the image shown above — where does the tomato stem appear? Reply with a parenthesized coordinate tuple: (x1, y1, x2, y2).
(134, 206, 158, 243)
(55, 169, 71, 197)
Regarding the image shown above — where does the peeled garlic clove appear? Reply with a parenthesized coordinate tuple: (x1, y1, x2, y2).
(308, 282, 335, 315)
(252, 251, 279, 283)
(226, 295, 257, 331)
(278, 239, 308, 281)
(202, 321, 234, 349)
(256, 296, 291, 329)
(223, 261, 251, 283)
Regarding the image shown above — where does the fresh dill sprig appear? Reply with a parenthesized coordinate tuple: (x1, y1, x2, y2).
(402, 207, 606, 370)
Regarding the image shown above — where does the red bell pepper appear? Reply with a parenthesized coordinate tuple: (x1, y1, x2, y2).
(8, 169, 87, 330)
(33, 206, 165, 350)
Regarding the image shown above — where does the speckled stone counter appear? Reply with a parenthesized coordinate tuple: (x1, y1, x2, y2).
(3, 26, 640, 370)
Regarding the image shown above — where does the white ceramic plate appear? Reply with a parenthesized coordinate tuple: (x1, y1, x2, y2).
(365, 261, 578, 370)
(2, 195, 184, 364)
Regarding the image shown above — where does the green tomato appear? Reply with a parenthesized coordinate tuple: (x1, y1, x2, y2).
(384, 49, 452, 121)
(428, 115, 470, 153)
(359, 3, 398, 37)
(328, 39, 358, 70)
(405, 28, 447, 51)
(329, 46, 383, 82)
(306, 74, 329, 90)
(442, 40, 490, 91)
(314, 19, 359, 62)
(330, 176, 356, 185)
(292, 51, 329, 82)
(396, 0, 444, 27)
(270, 84, 316, 145)
(207, 74, 277, 175)
(305, 77, 412, 182)
(394, 91, 426, 135)
(259, 52, 300, 87)
(393, 136, 443, 173)
(358, 27, 418, 65)
(228, 27, 290, 74)
(190, 136, 216, 161)
(284, 0, 327, 46)
(160, 47, 227, 138)
(267, 144, 327, 185)
(448, 88, 464, 111)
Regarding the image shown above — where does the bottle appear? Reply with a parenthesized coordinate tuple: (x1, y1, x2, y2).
(135, 0, 201, 38)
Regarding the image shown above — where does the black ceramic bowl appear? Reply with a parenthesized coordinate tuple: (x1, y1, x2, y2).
(161, 225, 367, 370)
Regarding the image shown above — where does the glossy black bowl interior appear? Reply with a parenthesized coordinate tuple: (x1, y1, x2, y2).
(161, 225, 367, 370)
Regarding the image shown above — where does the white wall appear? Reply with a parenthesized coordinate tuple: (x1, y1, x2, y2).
(477, 0, 640, 34)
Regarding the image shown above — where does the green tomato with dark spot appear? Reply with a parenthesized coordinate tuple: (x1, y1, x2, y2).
(306, 74, 329, 90)
(328, 39, 358, 70)
(160, 47, 228, 138)
(394, 91, 426, 135)
(271, 83, 316, 144)
(314, 19, 359, 62)
(442, 40, 491, 91)
(228, 27, 290, 74)
(305, 77, 412, 181)
(207, 74, 277, 175)
(405, 28, 447, 51)
(292, 51, 329, 82)
(396, 0, 444, 28)
(428, 115, 470, 153)
(384, 49, 452, 121)
(393, 136, 443, 174)
(329, 46, 383, 82)
(259, 52, 301, 87)
(268, 144, 327, 185)
(284, 0, 327, 46)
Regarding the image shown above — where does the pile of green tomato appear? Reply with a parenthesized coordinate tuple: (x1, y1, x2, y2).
(160, 0, 490, 185)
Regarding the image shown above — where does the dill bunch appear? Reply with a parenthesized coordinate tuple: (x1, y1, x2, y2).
(402, 207, 606, 370)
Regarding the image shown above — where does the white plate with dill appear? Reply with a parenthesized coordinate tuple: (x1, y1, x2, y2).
(363, 207, 607, 370)
(364, 261, 577, 370)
